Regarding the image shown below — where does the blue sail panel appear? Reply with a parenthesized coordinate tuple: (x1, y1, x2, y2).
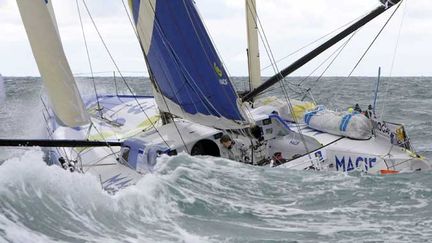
(130, 0, 248, 128)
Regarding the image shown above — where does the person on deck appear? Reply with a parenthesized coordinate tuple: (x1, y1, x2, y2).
(354, 103, 362, 113)
(219, 134, 250, 163)
(365, 104, 374, 119)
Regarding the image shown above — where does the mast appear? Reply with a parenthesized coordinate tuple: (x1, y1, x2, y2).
(242, 0, 402, 102)
(245, 0, 261, 92)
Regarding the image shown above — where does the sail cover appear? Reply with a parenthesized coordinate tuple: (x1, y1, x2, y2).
(17, 0, 90, 127)
(129, 0, 250, 129)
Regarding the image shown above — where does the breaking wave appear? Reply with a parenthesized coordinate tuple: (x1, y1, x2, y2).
(1, 77, 432, 242)
(1, 149, 432, 242)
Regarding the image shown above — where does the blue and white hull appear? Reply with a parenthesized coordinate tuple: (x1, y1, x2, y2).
(44, 95, 431, 193)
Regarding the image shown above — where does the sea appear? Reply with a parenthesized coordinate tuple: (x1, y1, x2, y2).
(0, 76, 431, 243)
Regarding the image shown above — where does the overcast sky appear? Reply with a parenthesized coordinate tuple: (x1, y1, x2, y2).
(0, 0, 431, 77)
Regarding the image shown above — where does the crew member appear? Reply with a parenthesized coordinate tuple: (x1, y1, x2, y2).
(219, 134, 249, 163)
(354, 103, 362, 113)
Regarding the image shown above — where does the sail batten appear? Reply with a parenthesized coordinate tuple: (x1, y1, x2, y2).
(129, 0, 249, 129)
(17, 0, 90, 127)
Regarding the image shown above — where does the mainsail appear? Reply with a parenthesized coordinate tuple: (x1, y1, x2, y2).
(17, 0, 90, 127)
(129, 0, 250, 129)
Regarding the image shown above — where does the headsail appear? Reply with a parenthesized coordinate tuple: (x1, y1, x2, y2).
(245, 0, 261, 91)
(17, 0, 90, 127)
(129, 0, 250, 129)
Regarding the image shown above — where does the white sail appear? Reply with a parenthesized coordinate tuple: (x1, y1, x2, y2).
(245, 0, 261, 91)
(17, 0, 90, 127)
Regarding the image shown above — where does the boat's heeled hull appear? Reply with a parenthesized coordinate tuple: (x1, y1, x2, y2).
(45, 96, 431, 192)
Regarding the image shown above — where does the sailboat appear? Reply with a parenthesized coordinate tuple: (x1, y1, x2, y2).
(4, 0, 430, 193)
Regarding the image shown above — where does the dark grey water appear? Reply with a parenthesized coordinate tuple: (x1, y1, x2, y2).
(0, 77, 432, 242)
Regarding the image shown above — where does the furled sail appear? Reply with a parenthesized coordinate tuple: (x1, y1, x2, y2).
(245, 0, 261, 91)
(129, 0, 250, 129)
(17, 0, 90, 127)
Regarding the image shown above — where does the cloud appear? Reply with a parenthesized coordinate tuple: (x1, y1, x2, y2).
(1, 0, 432, 76)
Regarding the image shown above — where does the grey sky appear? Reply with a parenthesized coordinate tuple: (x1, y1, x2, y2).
(0, 0, 431, 77)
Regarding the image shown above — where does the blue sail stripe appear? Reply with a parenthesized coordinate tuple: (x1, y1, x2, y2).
(129, 0, 141, 25)
(130, 0, 245, 122)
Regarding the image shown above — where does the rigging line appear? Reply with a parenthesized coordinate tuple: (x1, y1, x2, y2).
(246, 2, 299, 111)
(135, 1, 200, 152)
(248, 1, 312, 158)
(247, 11, 299, 97)
(295, 42, 346, 87)
(194, 1, 236, 87)
(261, 11, 366, 72)
(145, 0, 246, 128)
(122, 0, 198, 126)
(83, 151, 118, 173)
(81, 0, 169, 147)
(41, 97, 70, 162)
(381, 0, 407, 119)
(326, 1, 403, 108)
(346, 2, 402, 79)
(181, 0, 247, 123)
(75, 0, 102, 117)
(88, 121, 119, 158)
(183, 1, 247, 124)
(74, 71, 147, 75)
(296, 32, 356, 88)
(152, 1, 212, 119)
(191, 2, 252, 137)
(298, 32, 358, 103)
(148, 1, 214, 143)
(120, 0, 189, 117)
(122, 0, 196, 153)
(39, 83, 71, 159)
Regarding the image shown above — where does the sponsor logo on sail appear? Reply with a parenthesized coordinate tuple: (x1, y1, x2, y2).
(213, 63, 228, 85)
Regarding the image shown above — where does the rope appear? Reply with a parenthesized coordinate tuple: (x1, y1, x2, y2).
(326, 1, 403, 108)
(75, 0, 102, 117)
(140, 0, 248, 132)
(296, 32, 356, 88)
(247, 1, 313, 159)
(261, 12, 366, 72)
(81, 0, 170, 148)
(346, 2, 403, 78)
(298, 32, 357, 102)
(380, 0, 407, 119)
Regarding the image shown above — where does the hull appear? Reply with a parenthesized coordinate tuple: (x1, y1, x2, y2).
(45, 95, 160, 193)
(45, 96, 431, 193)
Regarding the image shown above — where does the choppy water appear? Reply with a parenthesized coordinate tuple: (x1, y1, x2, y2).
(0, 76, 432, 242)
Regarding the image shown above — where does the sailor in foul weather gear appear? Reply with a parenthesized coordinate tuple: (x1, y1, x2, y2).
(220, 134, 250, 163)
(354, 103, 362, 113)
(365, 104, 374, 119)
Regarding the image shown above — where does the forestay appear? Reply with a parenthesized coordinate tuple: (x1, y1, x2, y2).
(129, 0, 250, 129)
(17, 0, 90, 127)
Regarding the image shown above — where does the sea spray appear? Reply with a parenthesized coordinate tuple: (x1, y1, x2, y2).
(1, 77, 432, 242)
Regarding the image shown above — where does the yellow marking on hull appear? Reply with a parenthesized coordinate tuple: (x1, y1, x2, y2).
(87, 115, 160, 141)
